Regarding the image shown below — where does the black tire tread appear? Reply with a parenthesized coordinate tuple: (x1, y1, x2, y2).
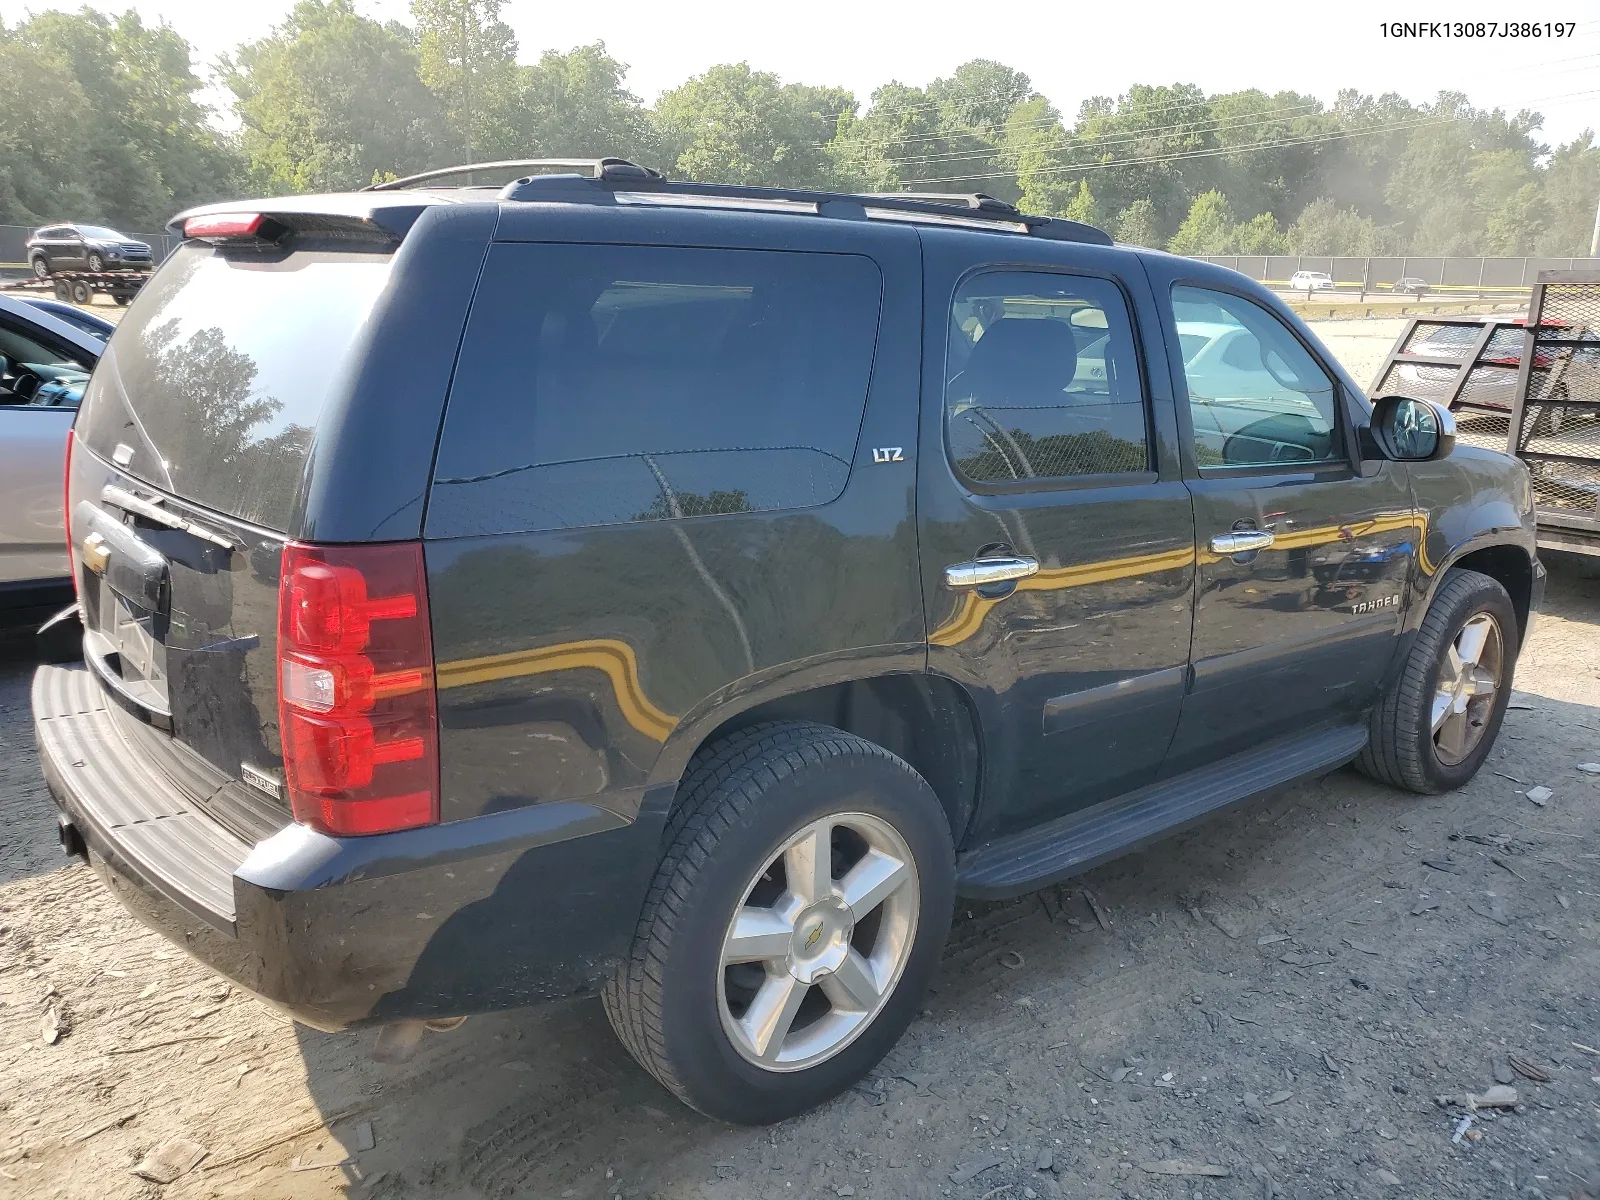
(601, 720, 927, 1109)
(1356, 568, 1512, 793)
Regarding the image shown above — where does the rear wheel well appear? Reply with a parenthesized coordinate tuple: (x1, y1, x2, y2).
(692, 674, 981, 845)
(1447, 545, 1533, 640)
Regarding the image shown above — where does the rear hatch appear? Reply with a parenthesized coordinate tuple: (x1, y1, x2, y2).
(70, 237, 398, 839)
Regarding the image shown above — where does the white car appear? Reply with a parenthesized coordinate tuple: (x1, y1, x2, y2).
(0, 294, 102, 632)
(1289, 270, 1336, 293)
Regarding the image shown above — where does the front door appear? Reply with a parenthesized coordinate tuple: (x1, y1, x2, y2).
(1150, 276, 1418, 773)
(918, 239, 1196, 842)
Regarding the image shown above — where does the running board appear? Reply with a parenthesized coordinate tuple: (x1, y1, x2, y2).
(955, 725, 1368, 899)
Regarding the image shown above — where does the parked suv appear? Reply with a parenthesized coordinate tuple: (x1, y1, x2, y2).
(34, 161, 1543, 1124)
(26, 223, 153, 276)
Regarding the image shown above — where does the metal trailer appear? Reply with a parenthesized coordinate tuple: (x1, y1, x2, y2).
(0, 270, 147, 306)
(1370, 269, 1600, 556)
(1508, 270, 1600, 557)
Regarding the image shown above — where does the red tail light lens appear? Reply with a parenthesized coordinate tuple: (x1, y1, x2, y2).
(184, 213, 265, 240)
(277, 541, 438, 836)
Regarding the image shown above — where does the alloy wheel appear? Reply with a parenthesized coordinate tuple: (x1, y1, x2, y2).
(31, 257, 48, 278)
(717, 811, 919, 1072)
(1431, 612, 1503, 766)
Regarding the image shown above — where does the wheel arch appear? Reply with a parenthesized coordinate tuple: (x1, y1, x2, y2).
(654, 669, 983, 847)
(1428, 539, 1535, 643)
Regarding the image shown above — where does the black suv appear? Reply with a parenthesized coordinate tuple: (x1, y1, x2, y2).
(26, 223, 154, 276)
(34, 159, 1543, 1124)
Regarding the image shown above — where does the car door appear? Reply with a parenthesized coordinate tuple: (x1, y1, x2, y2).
(1146, 269, 1418, 773)
(0, 308, 95, 587)
(918, 235, 1196, 842)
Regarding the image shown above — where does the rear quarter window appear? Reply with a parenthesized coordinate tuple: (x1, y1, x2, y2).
(426, 243, 883, 538)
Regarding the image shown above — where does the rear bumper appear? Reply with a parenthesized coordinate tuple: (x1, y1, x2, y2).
(33, 663, 666, 1030)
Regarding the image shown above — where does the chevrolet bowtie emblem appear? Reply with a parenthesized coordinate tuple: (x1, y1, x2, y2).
(81, 532, 110, 575)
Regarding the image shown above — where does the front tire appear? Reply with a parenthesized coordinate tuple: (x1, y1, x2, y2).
(1357, 569, 1518, 793)
(86, 252, 104, 272)
(603, 722, 954, 1123)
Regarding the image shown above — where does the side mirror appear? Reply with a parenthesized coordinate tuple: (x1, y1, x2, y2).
(1369, 395, 1455, 462)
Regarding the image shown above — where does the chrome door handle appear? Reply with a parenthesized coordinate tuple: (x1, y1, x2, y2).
(1210, 530, 1276, 554)
(944, 555, 1039, 589)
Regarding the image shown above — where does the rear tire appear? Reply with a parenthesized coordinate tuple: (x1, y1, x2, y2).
(30, 254, 50, 278)
(53, 280, 71, 301)
(603, 721, 954, 1124)
(70, 281, 91, 304)
(1356, 569, 1518, 794)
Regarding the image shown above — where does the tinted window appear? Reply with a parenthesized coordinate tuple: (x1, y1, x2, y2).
(945, 271, 1148, 483)
(1173, 285, 1341, 469)
(427, 243, 882, 537)
(76, 243, 395, 529)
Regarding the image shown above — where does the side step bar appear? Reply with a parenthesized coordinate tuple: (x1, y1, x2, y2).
(955, 725, 1368, 899)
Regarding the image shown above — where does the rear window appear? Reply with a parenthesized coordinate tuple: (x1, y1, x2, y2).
(77, 243, 394, 530)
(426, 243, 882, 538)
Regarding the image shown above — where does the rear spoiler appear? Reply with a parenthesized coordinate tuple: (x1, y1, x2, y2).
(167, 193, 459, 245)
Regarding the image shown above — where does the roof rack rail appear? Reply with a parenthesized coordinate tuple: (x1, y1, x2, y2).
(497, 172, 1114, 245)
(365, 157, 661, 192)
(862, 192, 1020, 215)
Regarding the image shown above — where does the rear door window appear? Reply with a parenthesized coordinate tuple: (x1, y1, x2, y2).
(944, 270, 1149, 483)
(427, 243, 883, 538)
(76, 243, 395, 530)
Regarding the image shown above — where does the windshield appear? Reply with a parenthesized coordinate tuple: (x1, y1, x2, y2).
(76, 242, 395, 529)
(77, 225, 126, 240)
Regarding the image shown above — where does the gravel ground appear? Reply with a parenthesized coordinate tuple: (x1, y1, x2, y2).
(3, 316, 1596, 1200)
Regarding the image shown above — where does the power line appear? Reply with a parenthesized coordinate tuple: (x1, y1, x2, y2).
(896, 84, 1600, 186)
(899, 113, 1469, 186)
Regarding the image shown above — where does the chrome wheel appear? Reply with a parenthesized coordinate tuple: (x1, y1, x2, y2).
(717, 811, 919, 1072)
(1431, 612, 1503, 766)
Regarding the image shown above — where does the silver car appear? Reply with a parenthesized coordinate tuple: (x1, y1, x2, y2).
(0, 294, 102, 630)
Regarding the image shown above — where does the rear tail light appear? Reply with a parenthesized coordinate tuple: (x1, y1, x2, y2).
(184, 213, 265, 240)
(63, 428, 76, 598)
(277, 541, 439, 836)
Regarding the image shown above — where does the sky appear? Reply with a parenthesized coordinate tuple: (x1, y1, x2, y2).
(2, 0, 1597, 146)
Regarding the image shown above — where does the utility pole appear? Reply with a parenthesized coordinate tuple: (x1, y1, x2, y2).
(1590, 185, 1600, 257)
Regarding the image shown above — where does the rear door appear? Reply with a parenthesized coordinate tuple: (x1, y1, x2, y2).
(70, 237, 407, 837)
(917, 233, 1195, 842)
(1145, 269, 1417, 772)
(422, 213, 923, 824)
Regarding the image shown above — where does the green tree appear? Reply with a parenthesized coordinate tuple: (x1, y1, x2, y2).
(412, 0, 520, 159)
(654, 62, 855, 189)
(518, 43, 656, 164)
(1168, 189, 1234, 254)
(927, 59, 1033, 141)
(1535, 132, 1600, 255)
(225, 0, 445, 193)
(1287, 197, 1391, 255)
(0, 38, 98, 224)
(1, 9, 236, 229)
(1059, 179, 1101, 225)
(1228, 211, 1287, 254)
(1113, 198, 1162, 247)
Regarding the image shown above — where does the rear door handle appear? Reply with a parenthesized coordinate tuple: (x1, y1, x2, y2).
(1210, 530, 1276, 554)
(944, 555, 1039, 589)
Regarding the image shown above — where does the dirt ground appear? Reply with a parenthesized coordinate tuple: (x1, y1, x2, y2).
(4, 316, 1598, 1200)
